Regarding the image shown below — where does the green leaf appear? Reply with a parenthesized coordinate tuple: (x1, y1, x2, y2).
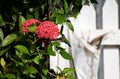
(51, 9, 64, 19)
(47, 45, 56, 56)
(0, 58, 6, 69)
(28, 25, 37, 32)
(0, 28, 4, 40)
(0, 15, 5, 26)
(26, 13, 34, 19)
(72, 5, 82, 18)
(42, 69, 48, 76)
(2, 33, 17, 47)
(63, 68, 75, 74)
(19, 15, 26, 31)
(23, 66, 38, 74)
(65, 21, 74, 31)
(51, 42, 60, 47)
(64, 0, 69, 14)
(56, 14, 66, 24)
(33, 56, 40, 65)
(4, 74, 16, 79)
(61, 34, 71, 47)
(59, 47, 72, 60)
(34, 11, 39, 19)
(56, 66, 62, 72)
(14, 45, 29, 55)
(65, 74, 75, 79)
(0, 46, 10, 56)
(60, 25, 64, 34)
(12, 14, 17, 22)
(30, 44, 36, 53)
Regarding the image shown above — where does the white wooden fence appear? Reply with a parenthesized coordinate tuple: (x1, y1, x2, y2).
(50, 0, 120, 79)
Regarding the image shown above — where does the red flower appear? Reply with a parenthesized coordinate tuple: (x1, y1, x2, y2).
(22, 19, 41, 33)
(35, 21, 59, 40)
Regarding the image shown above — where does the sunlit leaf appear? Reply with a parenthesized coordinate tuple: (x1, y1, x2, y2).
(51, 42, 60, 47)
(23, 66, 38, 74)
(56, 14, 66, 24)
(14, 45, 29, 55)
(28, 25, 37, 32)
(65, 74, 75, 79)
(63, 68, 75, 74)
(57, 75, 63, 79)
(19, 15, 26, 31)
(33, 56, 40, 65)
(2, 33, 17, 47)
(47, 45, 56, 56)
(0, 58, 6, 69)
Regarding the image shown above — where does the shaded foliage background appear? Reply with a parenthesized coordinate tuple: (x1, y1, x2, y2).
(0, 0, 97, 79)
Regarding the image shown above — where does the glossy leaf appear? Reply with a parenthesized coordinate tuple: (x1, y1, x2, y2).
(63, 68, 75, 74)
(14, 45, 29, 55)
(23, 66, 38, 74)
(65, 74, 75, 79)
(28, 25, 37, 32)
(61, 34, 71, 47)
(47, 45, 56, 56)
(56, 14, 66, 24)
(65, 21, 74, 31)
(2, 33, 17, 47)
(59, 47, 72, 60)
(19, 15, 26, 31)
(51, 42, 60, 47)
(0, 58, 6, 69)
(33, 56, 40, 65)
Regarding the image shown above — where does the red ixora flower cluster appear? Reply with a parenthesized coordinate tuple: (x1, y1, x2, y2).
(22, 19, 59, 40)
(35, 21, 59, 40)
(22, 19, 41, 33)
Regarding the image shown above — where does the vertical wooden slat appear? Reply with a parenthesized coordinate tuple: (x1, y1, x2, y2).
(103, 46, 119, 79)
(103, 0, 118, 29)
(119, 0, 120, 29)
